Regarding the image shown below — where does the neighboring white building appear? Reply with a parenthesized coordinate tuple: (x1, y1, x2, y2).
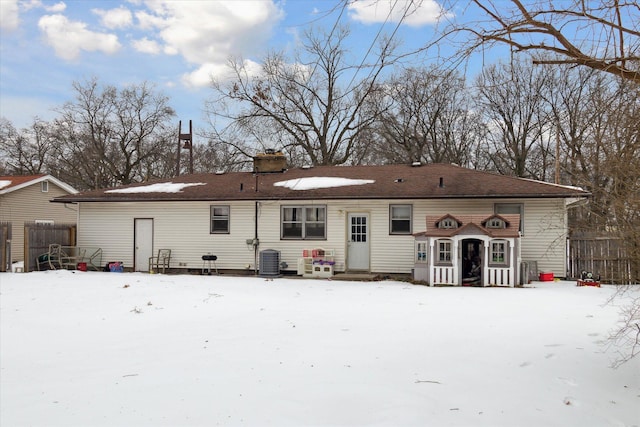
(53, 158, 588, 284)
(0, 174, 78, 266)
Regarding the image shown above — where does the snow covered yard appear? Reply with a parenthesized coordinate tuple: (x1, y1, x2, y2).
(1, 271, 638, 427)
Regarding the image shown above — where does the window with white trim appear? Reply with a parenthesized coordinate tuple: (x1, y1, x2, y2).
(41, 181, 48, 192)
(390, 204, 412, 234)
(436, 239, 453, 265)
(490, 240, 509, 266)
(281, 205, 326, 239)
(210, 205, 230, 233)
(415, 242, 427, 263)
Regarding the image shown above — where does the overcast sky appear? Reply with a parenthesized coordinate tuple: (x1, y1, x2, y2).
(0, 0, 481, 133)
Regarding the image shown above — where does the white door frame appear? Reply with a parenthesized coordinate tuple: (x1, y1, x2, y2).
(346, 212, 370, 271)
(134, 218, 153, 272)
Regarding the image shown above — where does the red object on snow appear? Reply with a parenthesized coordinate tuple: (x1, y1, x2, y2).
(539, 272, 554, 282)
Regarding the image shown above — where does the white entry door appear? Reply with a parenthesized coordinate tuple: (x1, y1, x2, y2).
(134, 218, 153, 272)
(347, 213, 370, 271)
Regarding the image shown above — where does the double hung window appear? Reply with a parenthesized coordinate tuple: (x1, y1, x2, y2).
(281, 205, 326, 239)
(390, 204, 412, 234)
(210, 206, 230, 233)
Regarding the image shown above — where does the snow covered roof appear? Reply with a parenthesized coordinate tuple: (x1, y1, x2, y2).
(274, 177, 375, 191)
(106, 182, 206, 194)
(52, 163, 590, 203)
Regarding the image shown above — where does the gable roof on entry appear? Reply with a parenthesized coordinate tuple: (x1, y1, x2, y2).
(52, 163, 589, 203)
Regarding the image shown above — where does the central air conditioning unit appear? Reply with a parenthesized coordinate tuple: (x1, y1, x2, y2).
(259, 249, 281, 277)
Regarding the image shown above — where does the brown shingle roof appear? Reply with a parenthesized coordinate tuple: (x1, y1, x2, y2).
(416, 214, 521, 238)
(52, 163, 589, 203)
(0, 174, 46, 191)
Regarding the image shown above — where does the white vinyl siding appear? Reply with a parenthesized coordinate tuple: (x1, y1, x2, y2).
(74, 197, 568, 276)
(78, 201, 258, 271)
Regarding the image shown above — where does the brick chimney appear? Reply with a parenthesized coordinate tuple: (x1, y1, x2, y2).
(253, 149, 287, 173)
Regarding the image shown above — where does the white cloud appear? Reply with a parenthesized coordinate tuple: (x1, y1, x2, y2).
(0, 0, 19, 32)
(136, 1, 284, 64)
(134, 10, 165, 30)
(45, 2, 66, 13)
(132, 37, 161, 54)
(18, 0, 65, 13)
(93, 6, 133, 29)
(348, 0, 448, 27)
(20, 0, 42, 12)
(38, 14, 121, 60)
(181, 59, 262, 88)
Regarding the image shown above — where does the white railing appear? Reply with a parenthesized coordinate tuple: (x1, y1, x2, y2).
(487, 267, 514, 287)
(431, 266, 456, 286)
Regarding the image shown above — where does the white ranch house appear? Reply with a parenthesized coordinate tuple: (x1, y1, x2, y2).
(53, 157, 588, 286)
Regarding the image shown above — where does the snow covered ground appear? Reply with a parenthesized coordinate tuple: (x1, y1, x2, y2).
(1, 270, 638, 427)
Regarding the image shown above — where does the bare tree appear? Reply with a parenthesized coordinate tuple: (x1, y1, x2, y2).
(205, 26, 397, 166)
(475, 58, 554, 178)
(460, 0, 640, 83)
(48, 78, 176, 190)
(0, 117, 54, 175)
(365, 67, 484, 166)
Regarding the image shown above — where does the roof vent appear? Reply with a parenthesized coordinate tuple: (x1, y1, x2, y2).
(411, 161, 421, 167)
(395, 178, 404, 183)
(215, 170, 225, 175)
(439, 177, 445, 188)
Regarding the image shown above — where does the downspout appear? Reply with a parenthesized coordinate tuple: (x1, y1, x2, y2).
(254, 201, 259, 276)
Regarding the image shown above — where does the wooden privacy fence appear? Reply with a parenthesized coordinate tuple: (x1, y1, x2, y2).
(24, 222, 76, 272)
(569, 235, 636, 285)
(1, 222, 11, 272)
